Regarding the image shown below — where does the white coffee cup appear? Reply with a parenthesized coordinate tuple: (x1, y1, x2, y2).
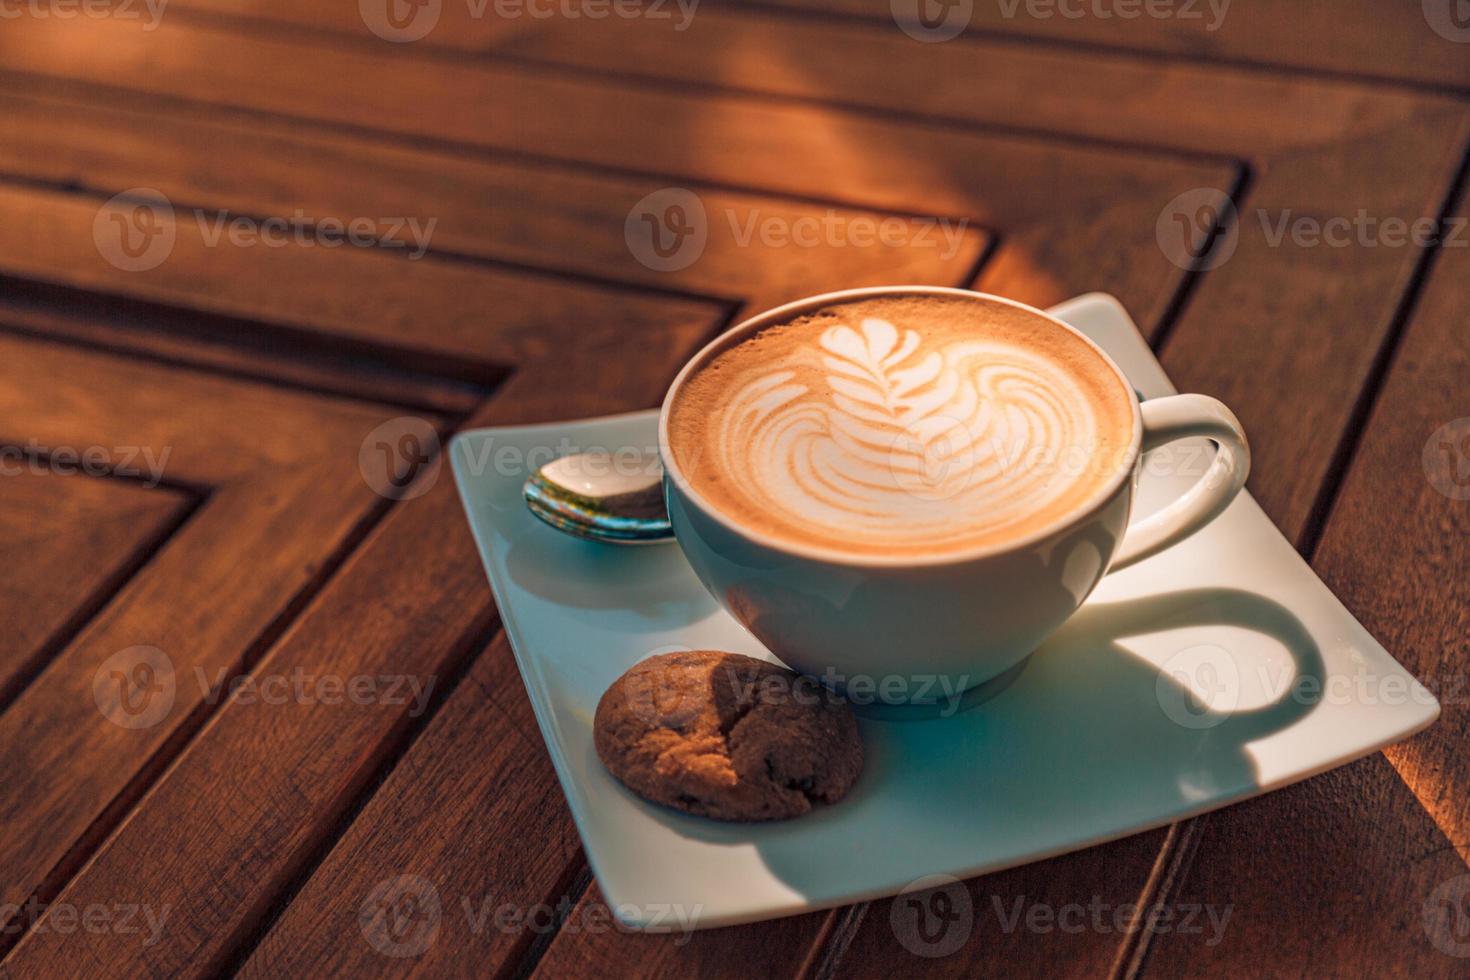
(658, 287, 1249, 703)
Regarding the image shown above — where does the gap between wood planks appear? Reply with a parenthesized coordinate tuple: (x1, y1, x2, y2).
(0, 49, 1238, 250)
(0, 279, 500, 415)
(0, 401, 469, 965)
(212, 606, 505, 979)
(731, 0, 1470, 101)
(143, 2, 1241, 172)
(0, 166, 739, 314)
(0, 472, 206, 714)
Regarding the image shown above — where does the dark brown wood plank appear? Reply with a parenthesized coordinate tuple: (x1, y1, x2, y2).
(0, 284, 491, 416)
(2, 329, 714, 975)
(236, 634, 582, 979)
(1139, 198, 1470, 978)
(0, 87, 987, 324)
(765, 0, 1470, 91)
(0, 334, 418, 944)
(824, 831, 1174, 978)
(0, 182, 696, 371)
(0, 470, 188, 703)
(532, 883, 836, 980)
(476, 6, 1440, 159)
(0, 13, 1220, 328)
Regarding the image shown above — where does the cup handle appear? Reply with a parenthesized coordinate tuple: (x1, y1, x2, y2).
(1108, 394, 1250, 573)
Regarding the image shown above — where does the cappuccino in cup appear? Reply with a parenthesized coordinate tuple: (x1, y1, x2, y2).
(659, 287, 1248, 701)
(667, 294, 1137, 557)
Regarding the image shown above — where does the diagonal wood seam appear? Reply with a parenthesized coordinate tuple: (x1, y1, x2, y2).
(0, 179, 987, 969)
(47, 5, 1248, 176)
(0, 149, 990, 320)
(0, 332, 482, 951)
(0, 470, 204, 714)
(742, 0, 1470, 98)
(0, 349, 700, 974)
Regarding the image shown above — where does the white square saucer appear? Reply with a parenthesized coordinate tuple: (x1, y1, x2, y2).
(450, 294, 1437, 930)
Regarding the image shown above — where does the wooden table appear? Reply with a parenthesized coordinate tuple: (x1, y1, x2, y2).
(1, 2, 1467, 976)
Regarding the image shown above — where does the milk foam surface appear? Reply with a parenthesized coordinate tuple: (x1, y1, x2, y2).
(668, 296, 1135, 557)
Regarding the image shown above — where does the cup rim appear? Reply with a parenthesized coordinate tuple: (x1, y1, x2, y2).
(657, 286, 1145, 569)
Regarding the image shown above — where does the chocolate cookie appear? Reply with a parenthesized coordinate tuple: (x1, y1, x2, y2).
(594, 651, 863, 822)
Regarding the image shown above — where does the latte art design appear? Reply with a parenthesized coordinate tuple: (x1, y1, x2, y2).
(714, 319, 1106, 549)
(670, 297, 1134, 556)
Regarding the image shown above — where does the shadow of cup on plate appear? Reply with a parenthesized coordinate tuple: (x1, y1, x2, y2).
(595, 586, 1324, 899)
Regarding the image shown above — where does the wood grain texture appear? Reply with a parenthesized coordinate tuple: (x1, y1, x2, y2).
(0, 87, 986, 324)
(235, 634, 583, 979)
(0, 181, 708, 372)
(0, 12, 1218, 324)
(1, 337, 715, 976)
(0, 470, 189, 704)
(531, 882, 836, 980)
(826, 830, 1175, 977)
(0, 333, 411, 945)
(0, 280, 493, 416)
(765, 0, 1470, 90)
